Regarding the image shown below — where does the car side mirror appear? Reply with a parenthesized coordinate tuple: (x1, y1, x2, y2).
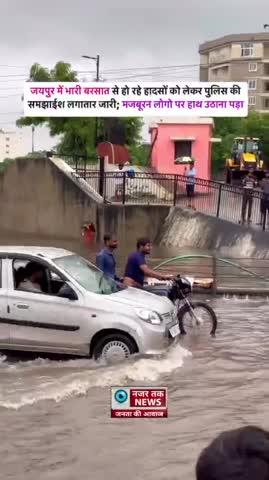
(58, 283, 78, 301)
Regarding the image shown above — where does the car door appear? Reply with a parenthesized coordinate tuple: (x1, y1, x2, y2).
(6, 258, 89, 355)
(0, 258, 10, 348)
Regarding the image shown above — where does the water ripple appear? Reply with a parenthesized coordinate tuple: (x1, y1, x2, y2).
(0, 298, 269, 480)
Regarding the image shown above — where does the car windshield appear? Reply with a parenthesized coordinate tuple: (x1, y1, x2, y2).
(246, 140, 259, 152)
(54, 254, 124, 295)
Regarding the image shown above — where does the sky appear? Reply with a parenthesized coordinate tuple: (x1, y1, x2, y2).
(0, 0, 269, 153)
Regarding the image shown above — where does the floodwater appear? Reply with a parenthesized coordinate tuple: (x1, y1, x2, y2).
(1, 298, 269, 480)
(0, 235, 269, 479)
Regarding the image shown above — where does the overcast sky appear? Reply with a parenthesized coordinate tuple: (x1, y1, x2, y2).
(0, 0, 269, 152)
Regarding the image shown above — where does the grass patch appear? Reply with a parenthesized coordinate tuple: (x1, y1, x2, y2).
(0, 158, 13, 175)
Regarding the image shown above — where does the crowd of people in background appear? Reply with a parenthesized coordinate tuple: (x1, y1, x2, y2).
(183, 163, 269, 225)
(183, 162, 269, 225)
(241, 170, 269, 225)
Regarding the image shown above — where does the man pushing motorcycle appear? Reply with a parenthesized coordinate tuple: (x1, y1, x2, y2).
(123, 237, 174, 288)
(96, 235, 217, 336)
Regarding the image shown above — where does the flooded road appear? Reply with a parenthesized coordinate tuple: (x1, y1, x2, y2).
(1, 297, 269, 480)
(0, 233, 268, 479)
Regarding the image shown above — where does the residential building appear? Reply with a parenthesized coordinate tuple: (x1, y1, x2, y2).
(149, 118, 220, 181)
(0, 130, 24, 162)
(199, 33, 269, 112)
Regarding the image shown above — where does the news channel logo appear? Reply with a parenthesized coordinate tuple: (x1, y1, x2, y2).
(114, 389, 128, 403)
(111, 387, 130, 409)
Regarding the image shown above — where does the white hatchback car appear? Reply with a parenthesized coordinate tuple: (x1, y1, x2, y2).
(0, 247, 180, 362)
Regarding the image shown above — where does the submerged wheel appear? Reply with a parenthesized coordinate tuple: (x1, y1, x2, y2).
(92, 333, 137, 363)
(178, 302, 217, 337)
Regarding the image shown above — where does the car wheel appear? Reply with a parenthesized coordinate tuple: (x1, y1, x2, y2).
(93, 333, 137, 364)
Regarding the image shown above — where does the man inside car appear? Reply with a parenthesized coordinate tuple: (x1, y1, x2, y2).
(17, 261, 45, 293)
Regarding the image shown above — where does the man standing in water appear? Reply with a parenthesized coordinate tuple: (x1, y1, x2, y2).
(123, 238, 173, 288)
(96, 234, 120, 282)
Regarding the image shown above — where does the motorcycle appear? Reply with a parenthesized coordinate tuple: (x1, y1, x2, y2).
(144, 275, 217, 337)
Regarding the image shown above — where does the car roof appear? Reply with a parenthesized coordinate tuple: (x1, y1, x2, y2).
(0, 246, 74, 260)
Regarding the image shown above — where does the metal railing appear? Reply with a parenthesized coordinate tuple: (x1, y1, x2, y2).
(75, 169, 268, 231)
(57, 153, 99, 174)
(154, 255, 269, 296)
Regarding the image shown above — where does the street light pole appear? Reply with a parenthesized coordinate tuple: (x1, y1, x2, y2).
(82, 54, 100, 147)
(96, 54, 100, 82)
(95, 55, 100, 149)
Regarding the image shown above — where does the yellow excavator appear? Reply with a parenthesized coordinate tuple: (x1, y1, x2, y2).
(226, 137, 264, 184)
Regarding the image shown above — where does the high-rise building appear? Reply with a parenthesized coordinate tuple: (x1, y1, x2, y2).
(199, 32, 269, 112)
(0, 129, 24, 162)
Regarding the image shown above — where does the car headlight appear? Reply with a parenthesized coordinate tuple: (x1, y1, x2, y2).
(135, 308, 162, 325)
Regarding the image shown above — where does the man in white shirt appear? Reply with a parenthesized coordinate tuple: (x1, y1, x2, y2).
(115, 164, 124, 201)
(185, 162, 197, 209)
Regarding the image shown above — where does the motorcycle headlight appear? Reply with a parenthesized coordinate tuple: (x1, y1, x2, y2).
(135, 308, 162, 325)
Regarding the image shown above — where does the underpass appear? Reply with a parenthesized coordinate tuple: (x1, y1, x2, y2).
(0, 157, 268, 480)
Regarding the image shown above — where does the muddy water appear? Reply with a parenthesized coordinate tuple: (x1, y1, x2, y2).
(0, 232, 204, 266)
(0, 234, 268, 479)
(1, 299, 269, 480)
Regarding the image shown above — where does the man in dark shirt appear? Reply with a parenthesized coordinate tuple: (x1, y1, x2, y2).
(260, 172, 269, 225)
(96, 234, 120, 281)
(241, 171, 257, 224)
(123, 237, 173, 287)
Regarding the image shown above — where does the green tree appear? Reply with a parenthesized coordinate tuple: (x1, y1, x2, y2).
(212, 117, 243, 173)
(243, 112, 269, 164)
(128, 143, 150, 166)
(17, 62, 143, 159)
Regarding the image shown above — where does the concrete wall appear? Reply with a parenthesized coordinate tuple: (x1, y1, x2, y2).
(156, 207, 269, 258)
(208, 45, 231, 64)
(0, 157, 99, 241)
(99, 204, 170, 248)
(231, 43, 263, 59)
(1, 157, 269, 258)
(0, 157, 170, 246)
(208, 65, 230, 81)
